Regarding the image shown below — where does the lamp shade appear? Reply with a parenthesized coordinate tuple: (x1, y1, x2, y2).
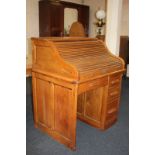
(96, 9, 106, 20)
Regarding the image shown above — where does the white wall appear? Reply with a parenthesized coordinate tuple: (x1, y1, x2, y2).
(120, 0, 129, 36)
(105, 0, 122, 55)
(26, 0, 39, 65)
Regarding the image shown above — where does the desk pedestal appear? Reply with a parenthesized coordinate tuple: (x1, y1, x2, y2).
(32, 72, 122, 150)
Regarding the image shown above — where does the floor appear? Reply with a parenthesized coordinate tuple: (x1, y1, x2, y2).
(26, 77, 129, 155)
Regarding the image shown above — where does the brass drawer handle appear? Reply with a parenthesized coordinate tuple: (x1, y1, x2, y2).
(110, 91, 119, 96)
(108, 108, 117, 114)
(111, 79, 120, 84)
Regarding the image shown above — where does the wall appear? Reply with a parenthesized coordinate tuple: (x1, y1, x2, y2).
(26, 0, 106, 65)
(105, 0, 122, 55)
(26, 0, 39, 65)
(120, 0, 129, 36)
(84, 0, 106, 37)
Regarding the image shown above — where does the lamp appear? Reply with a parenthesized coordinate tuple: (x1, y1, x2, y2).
(95, 9, 106, 35)
(96, 9, 106, 20)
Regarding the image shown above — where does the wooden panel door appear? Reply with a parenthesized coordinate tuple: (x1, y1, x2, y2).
(36, 78, 54, 129)
(84, 87, 103, 124)
(53, 84, 77, 149)
(33, 76, 78, 149)
(54, 85, 72, 139)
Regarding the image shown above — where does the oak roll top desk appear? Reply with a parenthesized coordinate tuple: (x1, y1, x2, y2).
(31, 37, 125, 150)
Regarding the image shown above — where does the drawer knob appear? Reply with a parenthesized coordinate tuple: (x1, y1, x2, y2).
(108, 108, 117, 114)
(111, 79, 120, 84)
(110, 91, 119, 96)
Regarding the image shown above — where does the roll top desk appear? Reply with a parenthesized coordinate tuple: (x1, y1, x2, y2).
(31, 37, 125, 150)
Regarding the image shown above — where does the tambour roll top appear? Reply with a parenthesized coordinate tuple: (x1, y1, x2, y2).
(32, 37, 125, 83)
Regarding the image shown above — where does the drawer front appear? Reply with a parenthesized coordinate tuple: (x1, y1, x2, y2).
(108, 87, 120, 98)
(106, 110, 117, 121)
(109, 73, 122, 87)
(104, 73, 122, 129)
(108, 73, 122, 100)
(107, 100, 119, 113)
(109, 73, 122, 81)
(78, 76, 108, 94)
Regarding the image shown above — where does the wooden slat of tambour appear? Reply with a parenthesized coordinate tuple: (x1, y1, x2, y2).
(63, 58, 122, 69)
(54, 40, 99, 45)
(60, 54, 105, 61)
(57, 47, 105, 54)
(63, 58, 121, 67)
(58, 50, 115, 61)
(49, 37, 98, 42)
(65, 55, 121, 65)
(58, 50, 105, 56)
(55, 43, 106, 53)
(57, 49, 105, 57)
(79, 67, 122, 75)
(74, 57, 120, 67)
(62, 52, 117, 59)
(78, 63, 122, 72)
(76, 57, 121, 65)
(71, 57, 121, 65)
(35, 37, 97, 43)
(55, 42, 104, 51)
(75, 65, 122, 74)
(80, 66, 122, 75)
(55, 43, 105, 50)
(59, 49, 106, 56)
(34, 38, 123, 80)
(54, 40, 123, 78)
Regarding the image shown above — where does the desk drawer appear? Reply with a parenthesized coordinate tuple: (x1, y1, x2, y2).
(105, 106, 118, 129)
(108, 73, 122, 101)
(103, 73, 122, 129)
(108, 88, 120, 100)
(106, 110, 117, 120)
(107, 100, 118, 112)
(78, 76, 108, 94)
(109, 73, 122, 87)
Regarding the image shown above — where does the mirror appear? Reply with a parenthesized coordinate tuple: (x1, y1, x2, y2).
(64, 8, 78, 35)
